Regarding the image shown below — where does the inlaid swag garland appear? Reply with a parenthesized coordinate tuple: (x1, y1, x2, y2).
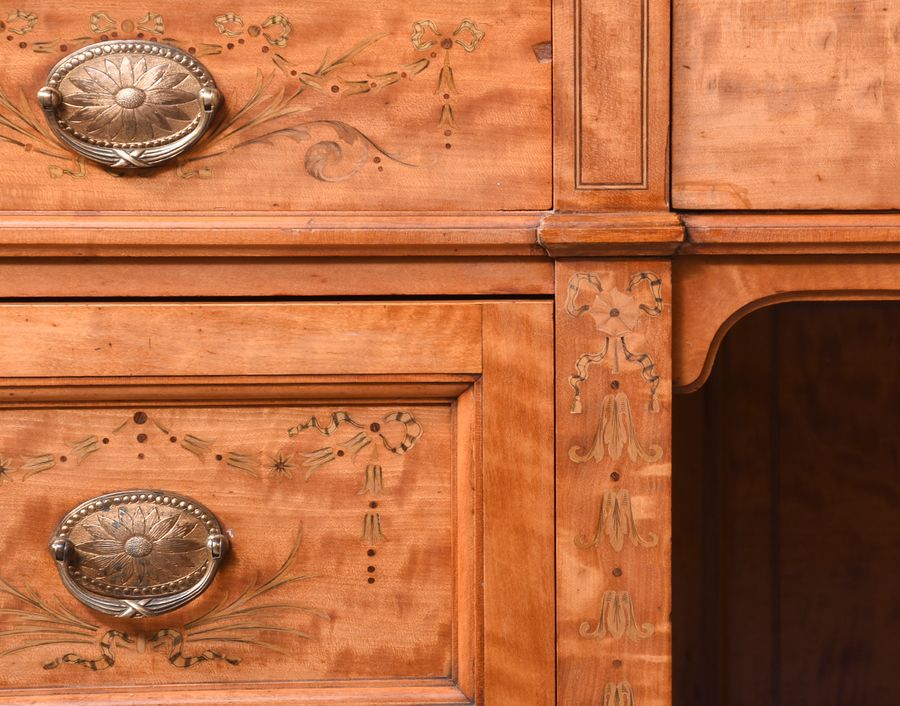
(0, 525, 329, 670)
(0, 408, 423, 669)
(0, 9, 486, 179)
(566, 270, 664, 465)
(0, 408, 422, 489)
(565, 270, 667, 706)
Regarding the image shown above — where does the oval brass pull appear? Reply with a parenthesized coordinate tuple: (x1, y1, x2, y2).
(49, 490, 229, 618)
(37, 40, 221, 169)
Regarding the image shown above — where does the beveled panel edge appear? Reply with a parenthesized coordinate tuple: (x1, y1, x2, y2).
(0, 376, 475, 406)
(0, 679, 471, 705)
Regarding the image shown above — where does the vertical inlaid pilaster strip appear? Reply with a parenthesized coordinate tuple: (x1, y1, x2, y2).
(556, 260, 672, 705)
(553, 0, 670, 210)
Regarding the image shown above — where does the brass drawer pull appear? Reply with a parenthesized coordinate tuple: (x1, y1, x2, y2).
(37, 40, 221, 169)
(49, 490, 229, 618)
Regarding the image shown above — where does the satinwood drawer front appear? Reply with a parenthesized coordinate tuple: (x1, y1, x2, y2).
(0, 2, 551, 212)
(0, 302, 555, 704)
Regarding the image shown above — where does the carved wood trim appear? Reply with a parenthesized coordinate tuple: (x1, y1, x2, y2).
(673, 256, 900, 392)
(539, 213, 684, 257)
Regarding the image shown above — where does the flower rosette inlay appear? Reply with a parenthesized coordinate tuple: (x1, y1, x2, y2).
(586, 287, 644, 338)
(74, 505, 206, 591)
(61, 54, 200, 145)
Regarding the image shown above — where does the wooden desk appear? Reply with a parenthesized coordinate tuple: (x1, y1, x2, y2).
(0, 0, 896, 703)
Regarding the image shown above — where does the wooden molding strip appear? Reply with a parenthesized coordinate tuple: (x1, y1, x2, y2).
(0, 213, 547, 258)
(0, 212, 692, 258)
(0, 681, 470, 704)
(540, 212, 684, 256)
(682, 213, 900, 254)
(9, 211, 900, 259)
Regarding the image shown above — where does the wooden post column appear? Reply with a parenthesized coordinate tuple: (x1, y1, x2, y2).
(551, 0, 675, 695)
(556, 260, 672, 706)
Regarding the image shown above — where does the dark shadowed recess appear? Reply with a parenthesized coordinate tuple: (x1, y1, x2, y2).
(674, 302, 900, 706)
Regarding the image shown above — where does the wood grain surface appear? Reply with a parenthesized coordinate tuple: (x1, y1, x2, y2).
(0, 300, 556, 702)
(554, 0, 670, 209)
(682, 214, 900, 255)
(556, 261, 672, 706)
(673, 256, 900, 392)
(0, 404, 454, 686)
(0, 1, 551, 212)
(0, 302, 483, 377)
(482, 302, 555, 705)
(673, 0, 900, 209)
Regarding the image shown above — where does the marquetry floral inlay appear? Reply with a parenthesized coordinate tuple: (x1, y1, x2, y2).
(575, 490, 659, 552)
(0, 10, 487, 178)
(566, 271, 665, 468)
(569, 391, 663, 464)
(567, 272, 663, 414)
(602, 681, 637, 706)
(579, 590, 654, 642)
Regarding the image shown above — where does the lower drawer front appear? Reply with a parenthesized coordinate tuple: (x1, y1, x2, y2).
(0, 404, 452, 685)
(0, 301, 555, 704)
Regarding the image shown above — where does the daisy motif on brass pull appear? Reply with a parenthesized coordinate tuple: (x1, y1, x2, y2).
(77, 506, 206, 586)
(64, 56, 199, 142)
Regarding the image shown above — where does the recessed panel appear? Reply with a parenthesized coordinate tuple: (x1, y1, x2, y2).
(0, 404, 454, 688)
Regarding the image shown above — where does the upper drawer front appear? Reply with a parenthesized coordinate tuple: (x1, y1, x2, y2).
(0, 2, 551, 212)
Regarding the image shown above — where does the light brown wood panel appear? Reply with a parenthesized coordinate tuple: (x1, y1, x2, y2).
(672, 0, 900, 209)
(672, 256, 900, 392)
(0, 1, 551, 212)
(0, 299, 556, 703)
(481, 302, 555, 705)
(554, 0, 670, 209)
(0, 403, 456, 687)
(0, 258, 554, 297)
(0, 302, 482, 377)
(556, 261, 672, 706)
